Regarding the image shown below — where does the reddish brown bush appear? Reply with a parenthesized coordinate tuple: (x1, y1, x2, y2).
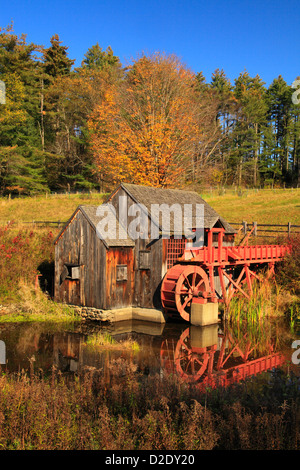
(277, 234, 300, 296)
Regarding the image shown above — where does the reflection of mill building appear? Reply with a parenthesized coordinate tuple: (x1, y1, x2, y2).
(54, 183, 235, 320)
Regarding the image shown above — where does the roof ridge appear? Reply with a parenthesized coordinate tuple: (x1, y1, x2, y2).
(122, 182, 200, 194)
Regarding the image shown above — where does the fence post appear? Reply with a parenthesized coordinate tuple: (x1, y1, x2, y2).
(288, 222, 291, 238)
(253, 221, 257, 236)
(242, 221, 247, 235)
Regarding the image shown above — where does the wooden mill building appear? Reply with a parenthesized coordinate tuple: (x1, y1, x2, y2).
(54, 183, 235, 316)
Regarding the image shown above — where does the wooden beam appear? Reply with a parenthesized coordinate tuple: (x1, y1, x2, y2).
(227, 267, 245, 303)
(223, 270, 250, 300)
(218, 266, 228, 306)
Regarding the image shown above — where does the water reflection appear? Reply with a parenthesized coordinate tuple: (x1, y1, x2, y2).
(161, 325, 286, 390)
(0, 318, 293, 389)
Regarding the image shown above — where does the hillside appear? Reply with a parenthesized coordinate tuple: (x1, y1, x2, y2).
(0, 188, 299, 228)
(202, 188, 300, 225)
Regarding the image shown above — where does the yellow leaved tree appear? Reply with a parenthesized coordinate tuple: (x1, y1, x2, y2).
(88, 53, 221, 189)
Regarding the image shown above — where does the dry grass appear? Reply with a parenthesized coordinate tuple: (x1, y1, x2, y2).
(0, 188, 299, 226)
(0, 192, 107, 225)
(84, 331, 140, 352)
(202, 187, 300, 226)
(0, 362, 299, 450)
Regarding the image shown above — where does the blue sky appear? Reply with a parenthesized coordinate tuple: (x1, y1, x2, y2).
(1, 0, 299, 87)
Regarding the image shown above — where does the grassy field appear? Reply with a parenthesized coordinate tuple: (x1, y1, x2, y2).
(0, 192, 107, 225)
(202, 188, 300, 226)
(0, 188, 299, 227)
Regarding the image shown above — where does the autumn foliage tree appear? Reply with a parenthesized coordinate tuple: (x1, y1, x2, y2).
(88, 53, 221, 189)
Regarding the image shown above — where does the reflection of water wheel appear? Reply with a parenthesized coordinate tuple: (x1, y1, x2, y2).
(160, 339, 176, 374)
(174, 328, 209, 382)
(161, 264, 210, 321)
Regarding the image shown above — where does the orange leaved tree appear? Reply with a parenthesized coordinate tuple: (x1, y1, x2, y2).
(88, 53, 219, 189)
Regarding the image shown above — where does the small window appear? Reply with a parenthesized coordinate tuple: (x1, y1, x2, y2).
(116, 264, 127, 281)
(61, 263, 81, 282)
(69, 266, 80, 280)
(139, 251, 151, 270)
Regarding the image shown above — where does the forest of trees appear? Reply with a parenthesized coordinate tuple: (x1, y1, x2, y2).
(0, 23, 299, 195)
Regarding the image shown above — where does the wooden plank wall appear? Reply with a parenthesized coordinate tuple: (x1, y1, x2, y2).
(54, 210, 107, 309)
(55, 195, 169, 311)
(109, 187, 165, 309)
(54, 210, 81, 305)
(106, 247, 134, 309)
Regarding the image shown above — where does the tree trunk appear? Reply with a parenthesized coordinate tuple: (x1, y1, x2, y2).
(39, 78, 45, 151)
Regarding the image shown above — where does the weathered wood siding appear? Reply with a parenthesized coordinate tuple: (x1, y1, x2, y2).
(54, 210, 107, 309)
(106, 247, 134, 309)
(54, 184, 236, 312)
(109, 187, 165, 309)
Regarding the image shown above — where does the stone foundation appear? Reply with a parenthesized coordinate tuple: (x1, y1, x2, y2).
(69, 305, 167, 324)
(190, 301, 219, 326)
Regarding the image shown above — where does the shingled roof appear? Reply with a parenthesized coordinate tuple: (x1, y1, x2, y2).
(107, 183, 236, 235)
(55, 184, 236, 246)
(80, 205, 135, 247)
(54, 205, 135, 248)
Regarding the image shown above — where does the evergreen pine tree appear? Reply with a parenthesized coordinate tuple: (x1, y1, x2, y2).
(0, 24, 47, 194)
(265, 76, 294, 184)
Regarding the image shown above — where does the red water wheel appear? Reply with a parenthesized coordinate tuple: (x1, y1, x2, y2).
(161, 264, 210, 321)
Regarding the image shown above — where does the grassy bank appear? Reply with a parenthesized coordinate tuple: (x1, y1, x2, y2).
(0, 362, 299, 450)
(0, 282, 80, 323)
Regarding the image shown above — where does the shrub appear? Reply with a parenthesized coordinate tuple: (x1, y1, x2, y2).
(0, 222, 55, 302)
(277, 234, 300, 296)
(0, 363, 299, 450)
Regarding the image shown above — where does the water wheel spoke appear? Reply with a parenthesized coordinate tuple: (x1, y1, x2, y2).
(179, 286, 189, 294)
(187, 361, 195, 374)
(181, 295, 192, 311)
(193, 356, 205, 367)
(195, 278, 204, 291)
(180, 354, 207, 378)
(176, 351, 190, 364)
(183, 273, 192, 290)
(185, 358, 194, 372)
(181, 351, 205, 368)
(180, 353, 193, 367)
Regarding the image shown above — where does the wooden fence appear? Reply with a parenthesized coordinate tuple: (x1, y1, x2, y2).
(20, 220, 67, 227)
(229, 221, 300, 238)
(5, 220, 300, 239)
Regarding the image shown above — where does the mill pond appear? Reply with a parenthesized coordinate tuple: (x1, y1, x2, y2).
(1, 317, 299, 387)
(0, 313, 300, 450)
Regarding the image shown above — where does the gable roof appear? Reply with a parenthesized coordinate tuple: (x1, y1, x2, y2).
(80, 205, 135, 247)
(55, 184, 236, 246)
(107, 183, 236, 234)
(54, 205, 135, 248)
